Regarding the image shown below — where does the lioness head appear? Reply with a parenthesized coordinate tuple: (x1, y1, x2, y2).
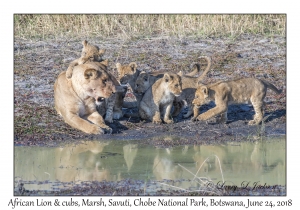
(192, 85, 209, 107)
(73, 63, 116, 105)
(116, 62, 138, 85)
(79, 40, 106, 64)
(163, 73, 182, 97)
(134, 71, 151, 95)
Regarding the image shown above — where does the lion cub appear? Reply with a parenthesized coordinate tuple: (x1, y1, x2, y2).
(66, 40, 106, 79)
(135, 56, 211, 118)
(117, 62, 200, 108)
(192, 78, 282, 125)
(139, 73, 182, 124)
(54, 62, 116, 134)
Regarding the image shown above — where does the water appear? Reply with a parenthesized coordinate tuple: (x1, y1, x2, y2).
(14, 137, 285, 195)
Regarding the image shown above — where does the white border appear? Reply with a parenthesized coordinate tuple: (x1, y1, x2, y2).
(2, 0, 299, 209)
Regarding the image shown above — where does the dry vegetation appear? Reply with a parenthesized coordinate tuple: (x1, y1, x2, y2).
(14, 14, 286, 40)
(14, 14, 286, 146)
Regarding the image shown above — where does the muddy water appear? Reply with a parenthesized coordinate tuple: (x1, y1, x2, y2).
(14, 137, 285, 194)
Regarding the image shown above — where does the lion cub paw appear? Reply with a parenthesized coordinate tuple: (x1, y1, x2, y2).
(103, 127, 113, 134)
(191, 116, 198, 121)
(113, 112, 123, 120)
(153, 119, 162, 124)
(216, 118, 227, 124)
(104, 116, 113, 124)
(248, 120, 259, 125)
(164, 119, 174, 124)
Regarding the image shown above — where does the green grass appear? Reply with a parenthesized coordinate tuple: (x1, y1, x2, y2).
(14, 14, 286, 40)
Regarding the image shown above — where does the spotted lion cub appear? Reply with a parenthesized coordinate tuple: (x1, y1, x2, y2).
(139, 73, 182, 124)
(192, 78, 282, 125)
(66, 40, 106, 79)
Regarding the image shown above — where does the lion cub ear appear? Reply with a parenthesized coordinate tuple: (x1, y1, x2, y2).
(164, 73, 174, 82)
(84, 68, 99, 80)
(129, 62, 137, 72)
(100, 59, 109, 67)
(82, 40, 88, 47)
(201, 86, 209, 96)
(99, 49, 106, 56)
(116, 63, 121, 69)
(177, 71, 183, 77)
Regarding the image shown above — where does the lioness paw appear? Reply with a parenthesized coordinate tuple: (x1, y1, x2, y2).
(90, 125, 105, 135)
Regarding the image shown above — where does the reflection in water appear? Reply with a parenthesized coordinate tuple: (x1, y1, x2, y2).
(14, 138, 285, 193)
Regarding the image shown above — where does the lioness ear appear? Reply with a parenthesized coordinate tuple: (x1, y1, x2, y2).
(100, 59, 109, 67)
(84, 68, 99, 80)
(201, 86, 208, 95)
(82, 40, 88, 47)
(177, 71, 183, 77)
(129, 62, 137, 72)
(99, 49, 106, 56)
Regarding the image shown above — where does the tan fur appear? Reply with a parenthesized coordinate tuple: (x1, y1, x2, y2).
(54, 62, 116, 134)
(69, 58, 126, 123)
(89, 60, 127, 123)
(96, 85, 127, 123)
(117, 61, 200, 109)
(66, 40, 106, 79)
(139, 73, 182, 124)
(192, 78, 282, 125)
(134, 56, 211, 118)
(173, 56, 212, 118)
(116, 62, 144, 108)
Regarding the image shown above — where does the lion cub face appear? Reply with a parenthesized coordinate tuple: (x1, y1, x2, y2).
(79, 40, 106, 64)
(134, 71, 151, 95)
(116, 62, 138, 85)
(163, 73, 182, 97)
(80, 66, 116, 105)
(192, 85, 210, 107)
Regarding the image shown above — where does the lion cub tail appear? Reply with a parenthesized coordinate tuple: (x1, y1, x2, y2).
(197, 56, 212, 82)
(262, 79, 282, 94)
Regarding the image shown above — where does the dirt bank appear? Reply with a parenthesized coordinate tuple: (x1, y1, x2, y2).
(14, 34, 286, 147)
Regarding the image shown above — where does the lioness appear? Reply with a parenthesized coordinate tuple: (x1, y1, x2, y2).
(65, 40, 126, 122)
(191, 78, 282, 125)
(134, 56, 211, 118)
(66, 40, 106, 79)
(54, 62, 116, 134)
(139, 73, 182, 124)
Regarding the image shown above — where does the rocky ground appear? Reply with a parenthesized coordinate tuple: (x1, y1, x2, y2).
(14, 34, 286, 147)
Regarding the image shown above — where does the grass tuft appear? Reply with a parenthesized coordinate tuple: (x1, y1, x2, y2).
(14, 14, 286, 40)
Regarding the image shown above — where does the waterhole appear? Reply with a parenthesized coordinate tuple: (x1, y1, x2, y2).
(14, 137, 285, 195)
